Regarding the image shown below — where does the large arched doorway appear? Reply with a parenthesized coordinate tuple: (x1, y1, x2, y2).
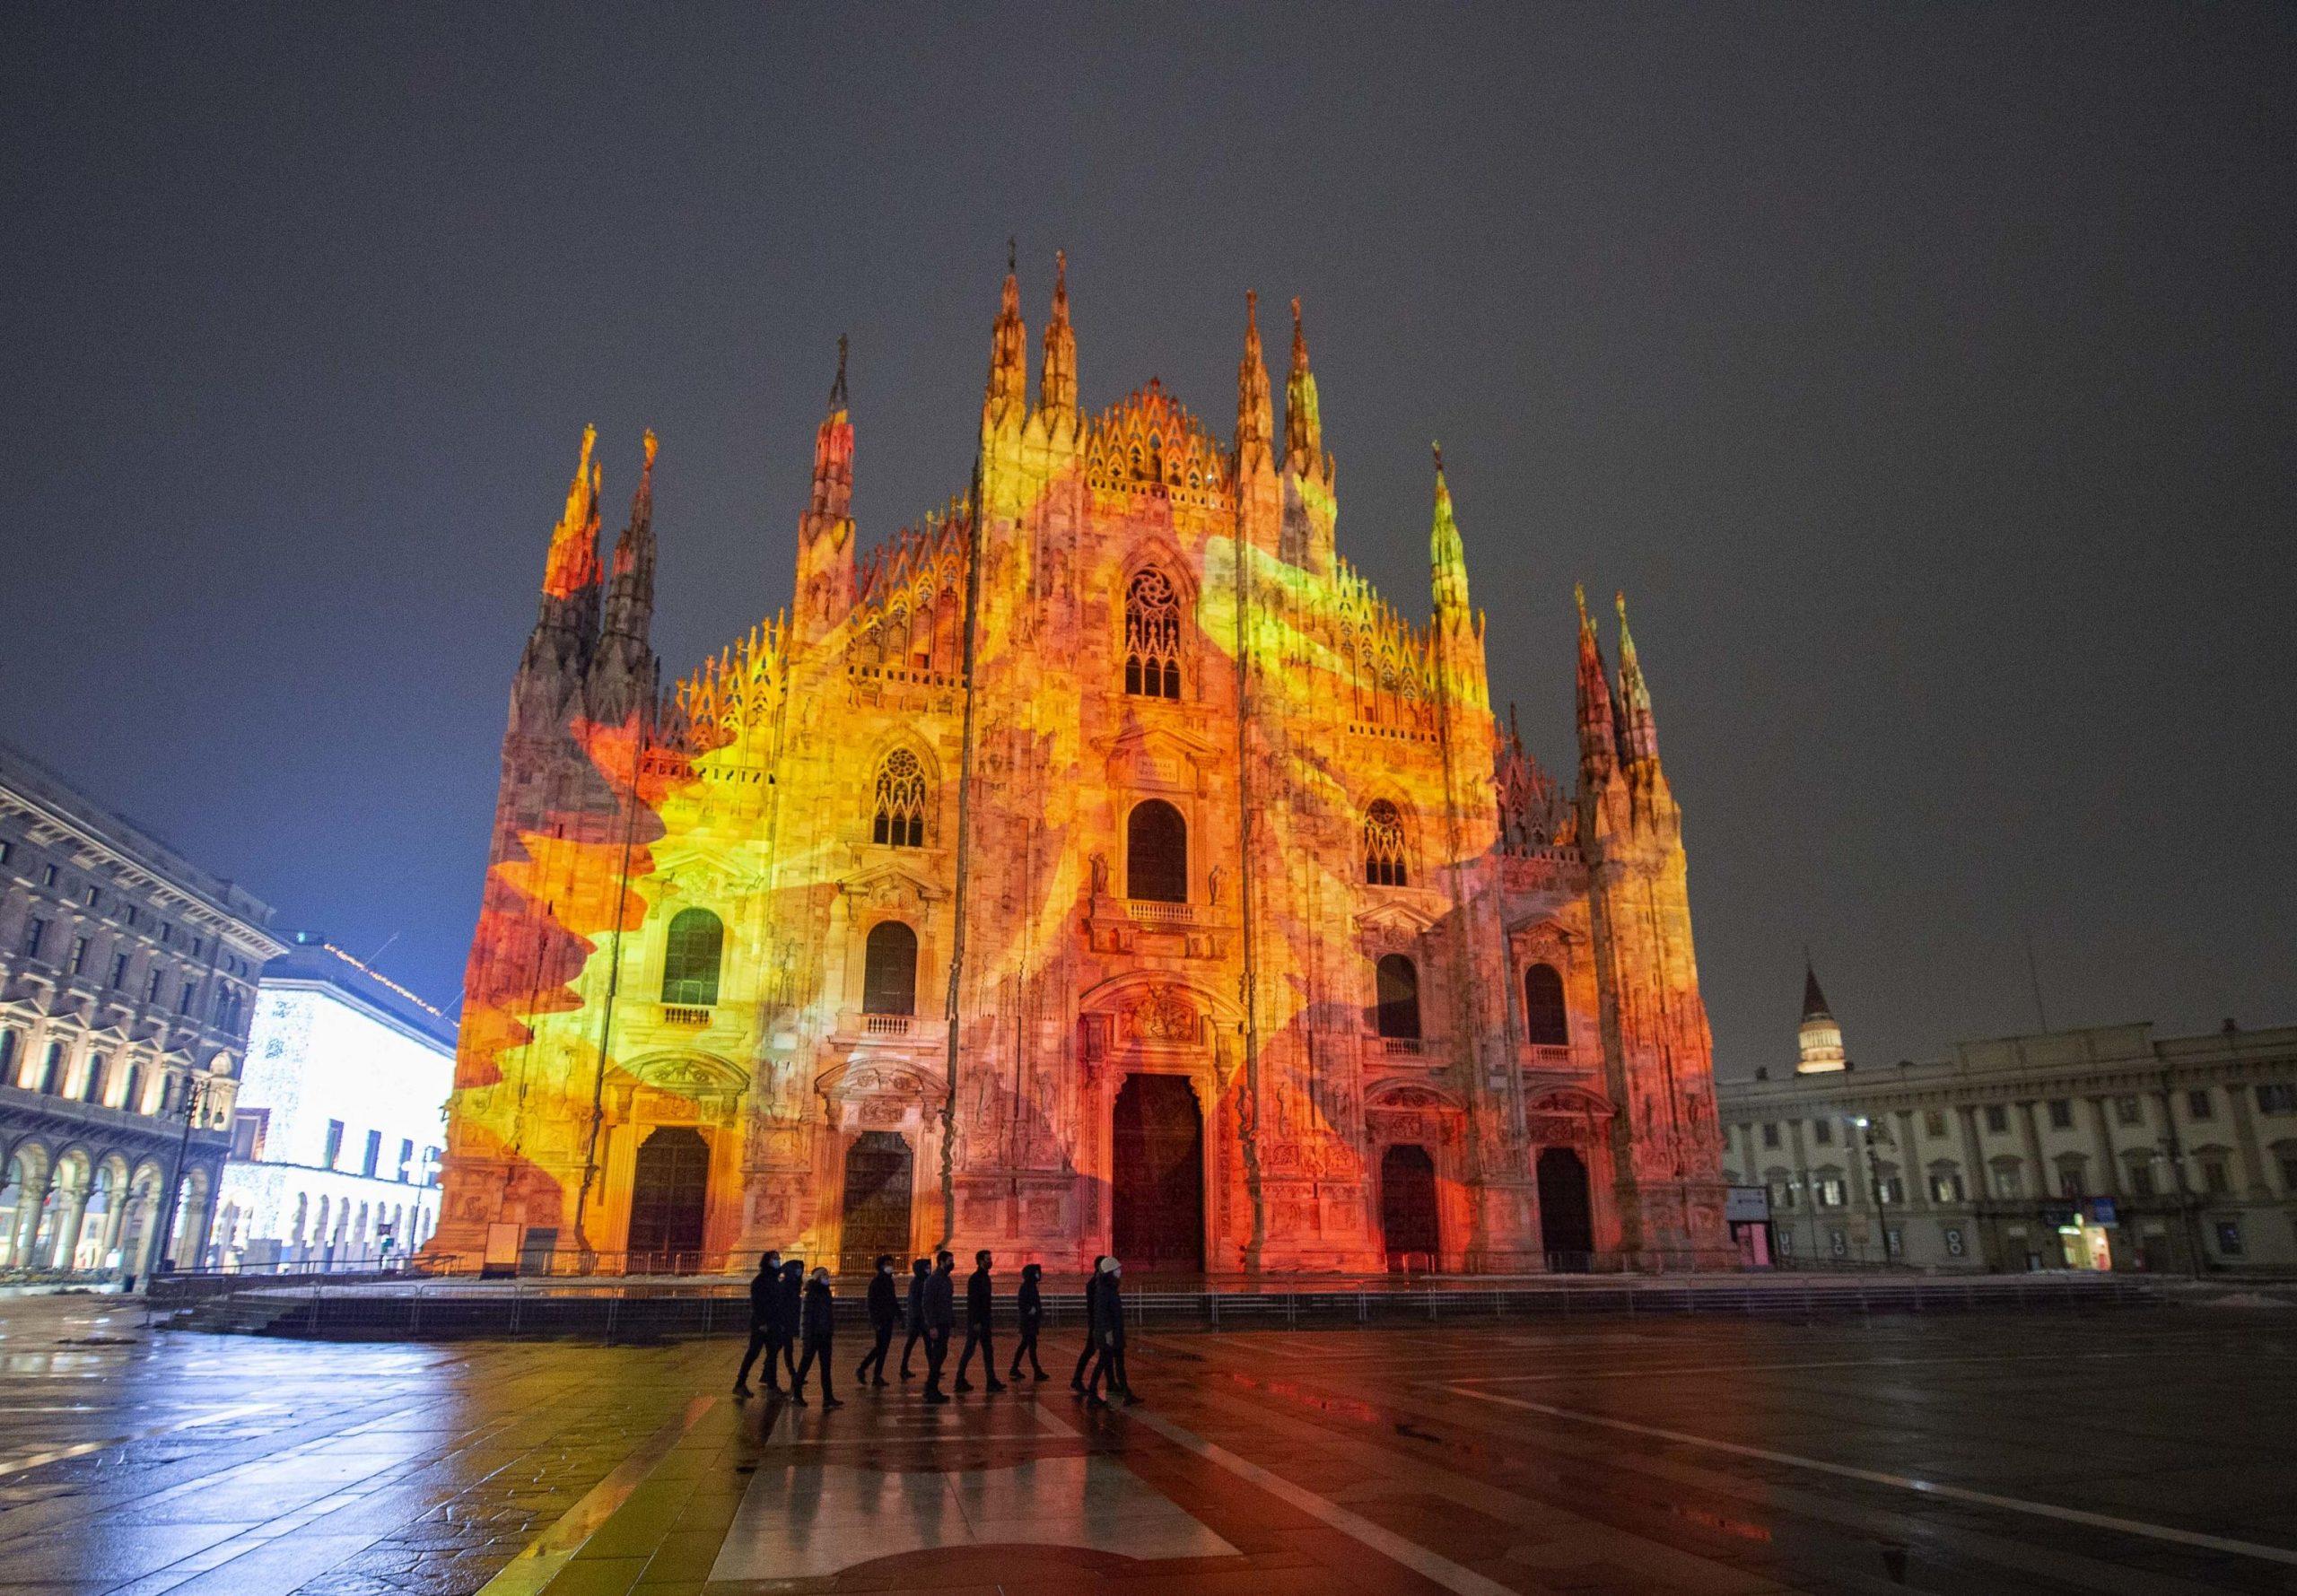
(628, 1126, 710, 1273)
(1380, 1144, 1438, 1268)
(839, 1131, 913, 1273)
(1112, 1075, 1203, 1271)
(1537, 1147, 1594, 1269)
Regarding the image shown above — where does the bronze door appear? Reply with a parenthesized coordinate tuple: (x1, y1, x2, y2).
(628, 1126, 710, 1273)
(1112, 1074, 1204, 1271)
(1380, 1143, 1438, 1263)
(840, 1131, 914, 1273)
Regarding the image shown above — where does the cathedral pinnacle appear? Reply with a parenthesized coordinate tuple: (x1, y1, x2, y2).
(1429, 441, 1470, 620)
(1283, 296, 1325, 478)
(602, 431, 657, 647)
(540, 424, 604, 607)
(810, 339, 855, 521)
(829, 334, 848, 412)
(1233, 289, 1275, 480)
(1040, 249, 1077, 414)
(1614, 590, 1659, 763)
(983, 246, 1027, 426)
(1574, 583, 1617, 784)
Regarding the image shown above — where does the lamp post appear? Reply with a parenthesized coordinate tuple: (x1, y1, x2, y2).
(1851, 1115, 1892, 1267)
(150, 1076, 210, 1278)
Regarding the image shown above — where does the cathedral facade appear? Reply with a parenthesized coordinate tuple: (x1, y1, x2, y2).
(427, 260, 1731, 1277)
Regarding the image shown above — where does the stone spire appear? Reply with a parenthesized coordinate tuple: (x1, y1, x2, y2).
(1038, 249, 1076, 416)
(795, 340, 857, 646)
(1282, 296, 1328, 481)
(538, 424, 604, 632)
(983, 240, 1027, 433)
(1613, 591, 1659, 764)
(601, 431, 657, 644)
(1236, 289, 1274, 479)
(1429, 442, 1471, 622)
(1574, 583, 1617, 786)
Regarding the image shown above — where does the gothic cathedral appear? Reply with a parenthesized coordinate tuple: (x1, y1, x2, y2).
(428, 258, 1731, 1277)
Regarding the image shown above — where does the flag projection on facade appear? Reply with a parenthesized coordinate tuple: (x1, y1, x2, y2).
(428, 258, 1731, 1276)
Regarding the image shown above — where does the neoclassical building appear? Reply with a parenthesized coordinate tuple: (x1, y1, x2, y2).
(429, 261, 1730, 1276)
(1, 737, 282, 1279)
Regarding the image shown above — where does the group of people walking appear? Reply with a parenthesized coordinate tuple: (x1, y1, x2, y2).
(733, 1250, 1137, 1409)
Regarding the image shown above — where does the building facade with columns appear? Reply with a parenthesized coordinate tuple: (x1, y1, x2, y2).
(430, 262, 1732, 1278)
(213, 933, 456, 1272)
(0, 737, 284, 1279)
(1717, 972, 2297, 1272)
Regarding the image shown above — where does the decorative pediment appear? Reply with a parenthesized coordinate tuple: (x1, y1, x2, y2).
(1078, 970, 1240, 1025)
(1105, 725, 1219, 795)
(1354, 897, 1442, 947)
(650, 838, 770, 903)
(1367, 1082, 1464, 1115)
(839, 861, 948, 912)
(1526, 1086, 1612, 1120)
(627, 1051, 751, 1096)
(1507, 915, 1578, 955)
(815, 1058, 939, 1102)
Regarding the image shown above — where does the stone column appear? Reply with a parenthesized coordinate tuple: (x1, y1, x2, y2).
(53, 1189, 92, 1271)
(1898, 1110, 1929, 1211)
(2017, 1100, 2048, 1196)
(99, 1189, 130, 1272)
(11, 1172, 51, 1267)
(2225, 1081, 2271, 1199)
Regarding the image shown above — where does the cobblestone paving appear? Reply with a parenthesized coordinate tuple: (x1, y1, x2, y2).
(2, 1292, 2293, 1594)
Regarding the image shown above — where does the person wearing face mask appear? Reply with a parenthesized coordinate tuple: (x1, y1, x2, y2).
(1009, 1262, 1047, 1382)
(733, 1250, 781, 1398)
(1070, 1255, 1107, 1394)
(921, 1251, 956, 1404)
(857, 1254, 898, 1388)
(954, 1249, 1007, 1394)
(789, 1265, 843, 1408)
(899, 1257, 930, 1380)
(1084, 1255, 1135, 1408)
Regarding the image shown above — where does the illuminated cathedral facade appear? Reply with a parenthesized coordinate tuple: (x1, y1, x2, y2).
(428, 259, 1731, 1277)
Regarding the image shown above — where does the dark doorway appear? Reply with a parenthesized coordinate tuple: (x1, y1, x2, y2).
(1112, 1074, 1204, 1271)
(1537, 1146, 1594, 1269)
(840, 1131, 913, 1273)
(628, 1126, 709, 1273)
(1380, 1144, 1438, 1266)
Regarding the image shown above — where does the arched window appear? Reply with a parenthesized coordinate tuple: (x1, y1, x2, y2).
(36, 1042, 66, 1095)
(1375, 955, 1421, 1040)
(81, 1053, 107, 1103)
(1122, 568, 1183, 700)
(659, 909, 723, 1006)
(872, 748, 928, 847)
(1126, 799, 1187, 903)
(1363, 800, 1409, 885)
(1523, 963, 1568, 1046)
(861, 920, 919, 1016)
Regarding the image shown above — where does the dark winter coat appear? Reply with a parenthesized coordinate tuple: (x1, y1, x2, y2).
(1095, 1272, 1125, 1348)
(775, 1271, 803, 1335)
(965, 1265, 993, 1327)
(905, 1270, 928, 1330)
(1017, 1277, 1042, 1327)
(924, 1268, 956, 1330)
(802, 1278, 834, 1341)
(748, 1271, 775, 1329)
(867, 1270, 899, 1330)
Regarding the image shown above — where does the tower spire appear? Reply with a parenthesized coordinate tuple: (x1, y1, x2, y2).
(1429, 441, 1470, 621)
(539, 424, 603, 621)
(1235, 289, 1274, 477)
(828, 332, 848, 410)
(1574, 583, 1616, 785)
(1038, 249, 1076, 414)
(810, 338, 854, 521)
(1613, 591, 1659, 763)
(1282, 295, 1325, 478)
(983, 242, 1027, 430)
(796, 341, 857, 646)
(601, 431, 656, 644)
(1796, 958, 1847, 1073)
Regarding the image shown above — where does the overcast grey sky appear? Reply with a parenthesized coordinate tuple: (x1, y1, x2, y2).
(3, 4, 2290, 1077)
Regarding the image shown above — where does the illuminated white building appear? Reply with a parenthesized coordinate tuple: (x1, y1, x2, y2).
(214, 934, 455, 1271)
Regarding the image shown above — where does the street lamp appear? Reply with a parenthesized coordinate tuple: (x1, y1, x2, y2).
(149, 1076, 211, 1279)
(1850, 1115, 1893, 1267)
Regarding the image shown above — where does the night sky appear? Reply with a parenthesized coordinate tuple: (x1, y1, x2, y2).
(4, 6, 2290, 1079)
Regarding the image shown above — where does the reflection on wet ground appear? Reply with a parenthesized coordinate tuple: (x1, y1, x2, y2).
(1, 1292, 2292, 1593)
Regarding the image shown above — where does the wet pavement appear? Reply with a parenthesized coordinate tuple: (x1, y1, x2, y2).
(1, 1291, 2293, 1594)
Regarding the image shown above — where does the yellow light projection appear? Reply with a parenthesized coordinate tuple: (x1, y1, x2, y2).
(427, 260, 1734, 1278)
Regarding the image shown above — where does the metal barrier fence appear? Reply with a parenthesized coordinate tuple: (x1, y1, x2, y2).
(158, 1269, 2156, 1342)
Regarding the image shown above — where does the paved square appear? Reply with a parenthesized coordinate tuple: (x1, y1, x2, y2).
(2, 1292, 2293, 1593)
